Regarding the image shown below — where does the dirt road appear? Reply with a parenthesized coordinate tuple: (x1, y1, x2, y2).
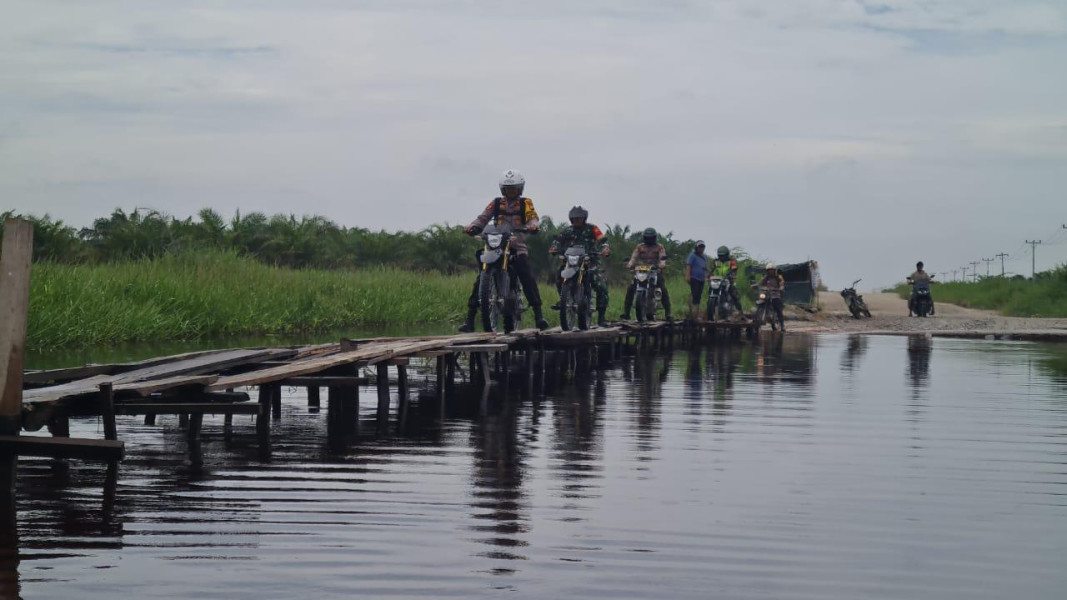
(791, 292, 1067, 340)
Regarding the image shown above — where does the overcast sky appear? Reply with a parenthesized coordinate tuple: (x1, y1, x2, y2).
(2, 0, 1065, 288)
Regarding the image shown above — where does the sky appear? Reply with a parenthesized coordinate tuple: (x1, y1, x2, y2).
(2, 0, 1065, 289)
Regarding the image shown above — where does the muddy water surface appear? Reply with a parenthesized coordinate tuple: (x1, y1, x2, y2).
(6, 334, 1067, 599)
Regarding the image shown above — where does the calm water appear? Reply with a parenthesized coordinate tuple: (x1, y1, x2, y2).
(6, 334, 1067, 599)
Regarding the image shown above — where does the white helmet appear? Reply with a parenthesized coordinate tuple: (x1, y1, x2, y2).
(498, 169, 525, 190)
(766, 263, 776, 271)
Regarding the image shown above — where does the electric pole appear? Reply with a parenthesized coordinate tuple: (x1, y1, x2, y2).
(1025, 240, 1041, 278)
(951, 269, 958, 281)
(982, 258, 993, 277)
(969, 261, 980, 282)
(960, 266, 967, 282)
(995, 252, 1008, 277)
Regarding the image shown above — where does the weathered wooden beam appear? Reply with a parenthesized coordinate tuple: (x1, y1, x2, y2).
(276, 376, 369, 387)
(446, 343, 510, 352)
(0, 218, 32, 437)
(0, 435, 124, 461)
(99, 383, 117, 441)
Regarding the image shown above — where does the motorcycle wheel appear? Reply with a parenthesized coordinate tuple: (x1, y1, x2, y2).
(849, 302, 861, 319)
(501, 274, 516, 333)
(559, 285, 573, 331)
(917, 300, 927, 318)
(754, 305, 765, 331)
(479, 268, 502, 332)
(635, 290, 647, 322)
(707, 296, 718, 322)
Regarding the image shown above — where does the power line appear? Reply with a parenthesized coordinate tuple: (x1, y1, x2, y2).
(982, 257, 993, 277)
(995, 252, 1009, 277)
(1025, 240, 1042, 277)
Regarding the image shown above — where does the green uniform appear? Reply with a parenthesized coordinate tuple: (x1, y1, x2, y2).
(550, 224, 610, 311)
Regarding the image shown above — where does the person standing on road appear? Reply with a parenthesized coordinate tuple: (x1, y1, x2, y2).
(685, 241, 708, 308)
(462, 169, 549, 331)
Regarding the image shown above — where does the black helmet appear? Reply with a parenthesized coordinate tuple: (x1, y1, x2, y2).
(568, 205, 589, 222)
(717, 245, 729, 260)
(917, 261, 924, 269)
(642, 227, 657, 245)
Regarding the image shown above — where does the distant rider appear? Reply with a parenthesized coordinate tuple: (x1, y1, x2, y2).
(549, 206, 612, 327)
(710, 245, 744, 315)
(621, 227, 672, 321)
(685, 241, 708, 308)
(757, 263, 786, 331)
(906, 260, 934, 317)
(462, 169, 549, 331)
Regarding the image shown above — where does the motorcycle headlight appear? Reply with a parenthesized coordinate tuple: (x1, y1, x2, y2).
(567, 255, 580, 266)
(486, 234, 503, 249)
(636, 272, 649, 282)
(759, 292, 767, 300)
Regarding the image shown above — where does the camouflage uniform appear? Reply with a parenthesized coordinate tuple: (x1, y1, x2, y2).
(550, 224, 610, 311)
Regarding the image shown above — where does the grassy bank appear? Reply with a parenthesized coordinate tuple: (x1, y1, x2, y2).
(891, 267, 1067, 317)
(28, 252, 706, 349)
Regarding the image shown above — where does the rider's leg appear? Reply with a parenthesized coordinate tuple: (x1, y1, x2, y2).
(689, 279, 703, 306)
(773, 298, 785, 331)
(730, 286, 743, 314)
(659, 275, 672, 320)
(512, 253, 548, 329)
(594, 272, 610, 326)
(551, 269, 563, 310)
(459, 271, 480, 332)
(621, 282, 636, 319)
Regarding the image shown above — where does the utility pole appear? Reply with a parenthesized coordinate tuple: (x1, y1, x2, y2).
(982, 258, 993, 277)
(951, 269, 958, 281)
(969, 261, 980, 282)
(960, 266, 967, 282)
(995, 252, 1008, 277)
(1025, 240, 1041, 278)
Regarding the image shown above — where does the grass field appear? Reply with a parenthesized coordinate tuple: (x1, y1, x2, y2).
(28, 252, 705, 349)
(891, 267, 1067, 318)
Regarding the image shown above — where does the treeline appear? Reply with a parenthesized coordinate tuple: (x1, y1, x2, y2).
(891, 265, 1067, 317)
(3, 208, 753, 284)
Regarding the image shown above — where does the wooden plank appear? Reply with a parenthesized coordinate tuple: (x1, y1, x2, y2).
(209, 333, 495, 391)
(0, 435, 124, 461)
(0, 218, 33, 435)
(383, 357, 410, 366)
(277, 376, 369, 387)
(115, 403, 261, 415)
(445, 343, 510, 352)
(22, 348, 234, 385)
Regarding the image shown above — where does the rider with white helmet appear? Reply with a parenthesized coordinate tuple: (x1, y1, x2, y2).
(756, 263, 787, 331)
(461, 169, 549, 331)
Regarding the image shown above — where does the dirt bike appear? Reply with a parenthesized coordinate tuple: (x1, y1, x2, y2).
(840, 279, 872, 319)
(706, 275, 734, 321)
(557, 245, 594, 331)
(475, 223, 526, 333)
(908, 275, 935, 318)
(632, 266, 661, 322)
(753, 285, 781, 331)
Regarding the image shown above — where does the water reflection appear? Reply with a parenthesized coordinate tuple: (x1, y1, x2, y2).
(6, 336, 1067, 600)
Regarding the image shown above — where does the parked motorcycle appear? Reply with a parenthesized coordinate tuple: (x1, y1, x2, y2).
(908, 274, 935, 318)
(477, 223, 525, 333)
(753, 285, 781, 331)
(706, 275, 734, 321)
(558, 245, 594, 331)
(632, 266, 661, 322)
(840, 279, 872, 319)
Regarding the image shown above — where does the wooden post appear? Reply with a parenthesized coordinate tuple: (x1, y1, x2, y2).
(436, 355, 446, 402)
(270, 384, 282, 420)
(397, 364, 409, 430)
(144, 413, 156, 426)
(47, 415, 70, 438)
(256, 385, 271, 448)
(99, 383, 117, 441)
(0, 218, 32, 438)
(375, 364, 390, 423)
(307, 386, 321, 410)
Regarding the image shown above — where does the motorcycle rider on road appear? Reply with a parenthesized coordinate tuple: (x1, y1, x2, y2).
(757, 263, 787, 332)
(460, 169, 549, 331)
(710, 245, 744, 316)
(907, 261, 934, 317)
(621, 227, 672, 321)
(549, 206, 612, 327)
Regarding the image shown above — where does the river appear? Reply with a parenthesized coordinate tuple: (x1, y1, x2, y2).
(6, 334, 1067, 599)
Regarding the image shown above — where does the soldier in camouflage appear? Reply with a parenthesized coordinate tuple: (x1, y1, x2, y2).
(549, 206, 611, 327)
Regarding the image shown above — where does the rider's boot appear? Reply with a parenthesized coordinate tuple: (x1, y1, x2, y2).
(458, 306, 477, 333)
(533, 305, 549, 331)
(597, 309, 608, 327)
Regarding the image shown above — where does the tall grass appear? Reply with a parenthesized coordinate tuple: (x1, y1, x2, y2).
(891, 266, 1067, 317)
(28, 251, 722, 349)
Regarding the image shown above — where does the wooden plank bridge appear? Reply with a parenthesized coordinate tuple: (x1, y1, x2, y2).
(11, 319, 755, 465)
